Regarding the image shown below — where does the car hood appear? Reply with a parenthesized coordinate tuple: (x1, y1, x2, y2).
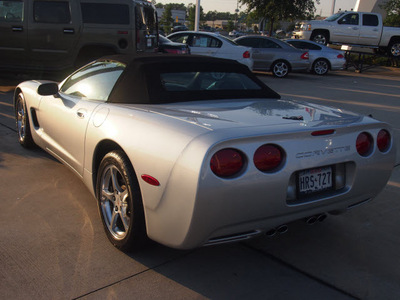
(118, 98, 370, 131)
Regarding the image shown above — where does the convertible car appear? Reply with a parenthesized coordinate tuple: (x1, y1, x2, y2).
(14, 54, 396, 251)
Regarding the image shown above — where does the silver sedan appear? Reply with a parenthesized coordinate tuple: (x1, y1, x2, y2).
(286, 39, 346, 75)
(234, 35, 310, 78)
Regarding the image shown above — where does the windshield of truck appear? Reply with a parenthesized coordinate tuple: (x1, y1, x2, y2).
(136, 3, 157, 33)
(325, 12, 345, 22)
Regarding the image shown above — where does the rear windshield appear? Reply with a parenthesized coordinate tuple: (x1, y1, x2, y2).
(161, 72, 262, 91)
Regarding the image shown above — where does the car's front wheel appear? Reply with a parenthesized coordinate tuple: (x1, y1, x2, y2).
(312, 58, 329, 75)
(271, 61, 289, 78)
(15, 92, 35, 148)
(96, 150, 147, 251)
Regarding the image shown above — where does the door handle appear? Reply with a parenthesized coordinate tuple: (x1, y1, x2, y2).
(352, 27, 359, 30)
(12, 26, 23, 32)
(63, 28, 74, 34)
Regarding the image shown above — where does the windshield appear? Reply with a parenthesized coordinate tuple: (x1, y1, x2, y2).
(325, 12, 345, 22)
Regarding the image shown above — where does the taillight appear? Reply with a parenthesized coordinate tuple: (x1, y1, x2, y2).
(253, 144, 284, 172)
(377, 129, 391, 152)
(243, 51, 251, 58)
(210, 148, 244, 178)
(301, 52, 309, 59)
(164, 48, 182, 54)
(356, 132, 373, 156)
(337, 54, 344, 59)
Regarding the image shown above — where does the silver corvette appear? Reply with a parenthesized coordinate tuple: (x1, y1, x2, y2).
(14, 54, 395, 251)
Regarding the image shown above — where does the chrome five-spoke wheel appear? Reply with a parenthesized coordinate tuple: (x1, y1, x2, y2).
(313, 59, 329, 75)
(97, 150, 146, 251)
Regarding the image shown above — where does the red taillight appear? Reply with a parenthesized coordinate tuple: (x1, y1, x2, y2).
(377, 129, 391, 152)
(337, 54, 344, 59)
(164, 48, 183, 54)
(253, 144, 283, 172)
(243, 50, 251, 58)
(301, 52, 309, 59)
(356, 132, 373, 156)
(210, 148, 244, 178)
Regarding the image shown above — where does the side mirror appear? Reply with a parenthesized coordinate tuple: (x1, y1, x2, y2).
(37, 82, 59, 96)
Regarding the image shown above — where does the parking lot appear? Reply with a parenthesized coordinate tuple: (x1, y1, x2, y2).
(1, 67, 399, 299)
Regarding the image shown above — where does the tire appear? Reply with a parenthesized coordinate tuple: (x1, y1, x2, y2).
(271, 61, 289, 78)
(311, 32, 328, 45)
(312, 58, 329, 75)
(96, 150, 147, 251)
(15, 92, 35, 148)
(388, 41, 400, 57)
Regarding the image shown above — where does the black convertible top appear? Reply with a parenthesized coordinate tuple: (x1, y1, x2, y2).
(102, 54, 281, 104)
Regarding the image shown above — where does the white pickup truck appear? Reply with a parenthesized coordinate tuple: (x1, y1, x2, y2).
(292, 11, 400, 57)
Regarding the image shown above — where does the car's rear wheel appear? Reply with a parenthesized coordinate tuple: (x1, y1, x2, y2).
(389, 40, 400, 57)
(312, 58, 329, 75)
(96, 150, 147, 251)
(15, 92, 35, 148)
(311, 32, 328, 45)
(271, 61, 289, 78)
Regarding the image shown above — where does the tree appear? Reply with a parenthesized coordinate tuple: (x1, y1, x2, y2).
(187, 3, 204, 30)
(381, 0, 400, 27)
(239, 0, 317, 36)
(160, 4, 174, 34)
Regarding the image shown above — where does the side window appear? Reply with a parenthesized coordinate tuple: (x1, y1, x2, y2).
(60, 61, 126, 101)
(237, 38, 260, 48)
(0, 0, 23, 22)
(192, 35, 210, 47)
(209, 37, 222, 48)
(303, 42, 321, 50)
(169, 34, 189, 44)
(260, 39, 281, 49)
(81, 3, 129, 25)
(363, 14, 379, 26)
(33, 1, 70, 23)
(338, 13, 359, 25)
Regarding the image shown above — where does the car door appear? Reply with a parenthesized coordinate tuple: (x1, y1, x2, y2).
(331, 13, 360, 44)
(0, 0, 27, 67)
(359, 13, 381, 46)
(27, 0, 80, 69)
(189, 33, 221, 57)
(37, 61, 125, 176)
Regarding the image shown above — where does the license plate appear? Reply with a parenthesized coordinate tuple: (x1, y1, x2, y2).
(298, 166, 333, 196)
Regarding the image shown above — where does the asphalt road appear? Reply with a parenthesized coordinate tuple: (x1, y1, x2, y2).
(1, 67, 399, 299)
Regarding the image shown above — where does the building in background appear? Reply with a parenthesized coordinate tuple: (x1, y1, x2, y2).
(354, 0, 387, 18)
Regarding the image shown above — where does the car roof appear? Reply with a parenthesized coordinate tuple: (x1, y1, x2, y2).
(96, 54, 281, 104)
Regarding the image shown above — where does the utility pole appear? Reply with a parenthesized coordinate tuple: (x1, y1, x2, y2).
(194, 0, 200, 31)
(331, 0, 336, 15)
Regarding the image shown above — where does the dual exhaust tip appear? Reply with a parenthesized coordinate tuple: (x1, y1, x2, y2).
(305, 213, 327, 225)
(266, 213, 327, 237)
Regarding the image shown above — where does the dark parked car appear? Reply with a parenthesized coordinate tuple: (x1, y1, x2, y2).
(171, 25, 188, 33)
(158, 35, 190, 54)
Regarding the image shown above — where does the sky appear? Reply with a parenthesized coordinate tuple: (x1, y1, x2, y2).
(154, 0, 358, 16)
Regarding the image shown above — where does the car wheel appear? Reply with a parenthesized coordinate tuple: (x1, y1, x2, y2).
(271, 61, 289, 78)
(312, 58, 329, 75)
(15, 92, 35, 148)
(311, 32, 328, 45)
(96, 150, 147, 251)
(389, 41, 400, 57)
